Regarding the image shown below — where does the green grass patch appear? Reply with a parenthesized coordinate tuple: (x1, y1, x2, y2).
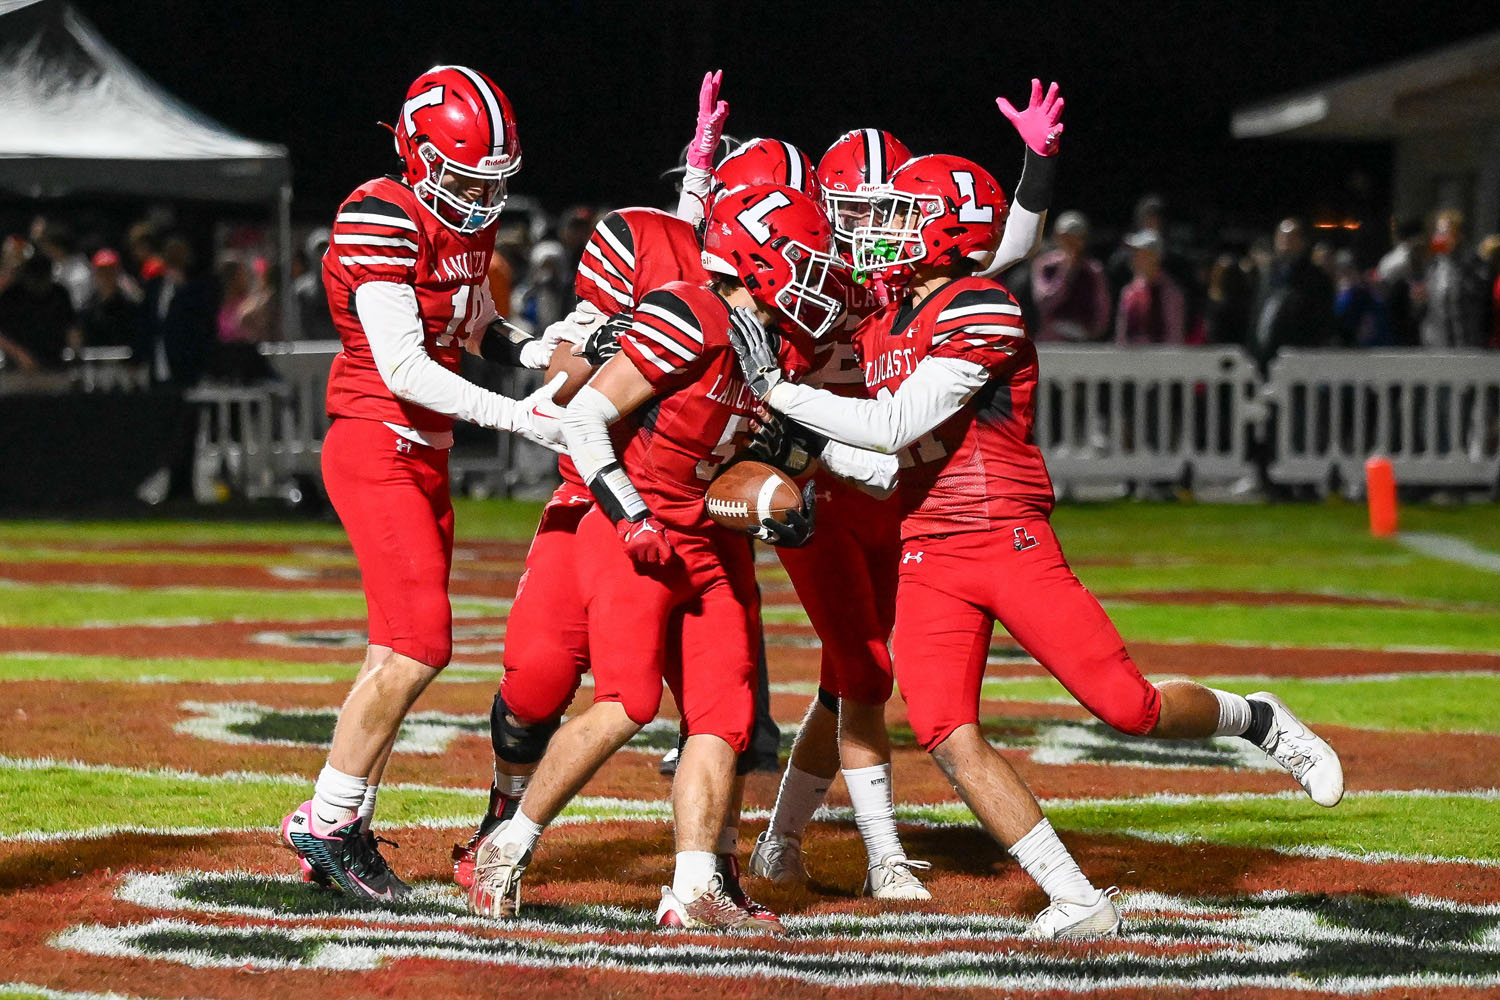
(0, 653, 504, 685)
(0, 544, 356, 569)
(981, 671, 1500, 733)
(0, 582, 502, 627)
(1046, 791, 1500, 864)
(1101, 600, 1500, 652)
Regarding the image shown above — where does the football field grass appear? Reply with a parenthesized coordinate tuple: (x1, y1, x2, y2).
(2, 499, 1499, 999)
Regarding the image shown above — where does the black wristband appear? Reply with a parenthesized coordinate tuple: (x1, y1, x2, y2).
(1014, 147, 1057, 214)
(478, 322, 535, 368)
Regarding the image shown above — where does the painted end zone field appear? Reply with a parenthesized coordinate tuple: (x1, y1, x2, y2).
(2, 500, 1499, 999)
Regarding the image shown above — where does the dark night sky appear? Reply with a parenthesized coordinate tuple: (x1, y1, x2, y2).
(72, 0, 1500, 239)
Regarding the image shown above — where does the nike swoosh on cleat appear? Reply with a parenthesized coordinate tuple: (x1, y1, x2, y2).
(347, 873, 394, 901)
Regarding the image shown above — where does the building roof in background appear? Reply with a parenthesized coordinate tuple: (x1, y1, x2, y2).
(1232, 30, 1500, 140)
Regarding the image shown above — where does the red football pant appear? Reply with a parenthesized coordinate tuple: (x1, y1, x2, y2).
(576, 506, 757, 753)
(321, 417, 455, 669)
(893, 519, 1160, 751)
(498, 483, 594, 725)
(778, 474, 901, 706)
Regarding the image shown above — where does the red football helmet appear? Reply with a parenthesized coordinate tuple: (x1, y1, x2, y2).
(709, 139, 821, 210)
(853, 154, 1008, 285)
(701, 184, 844, 340)
(394, 65, 521, 234)
(817, 129, 912, 260)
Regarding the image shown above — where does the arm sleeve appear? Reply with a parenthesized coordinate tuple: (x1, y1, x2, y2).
(560, 384, 650, 523)
(764, 287, 1025, 452)
(980, 147, 1056, 277)
(819, 440, 899, 495)
(575, 211, 638, 314)
(354, 282, 519, 431)
(765, 355, 991, 453)
(676, 166, 713, 226)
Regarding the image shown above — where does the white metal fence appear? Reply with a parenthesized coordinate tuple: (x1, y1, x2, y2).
(68, 342, 1500, 501)
(1034, 345, 1264, 496)
(1265, 349, 1500, 496)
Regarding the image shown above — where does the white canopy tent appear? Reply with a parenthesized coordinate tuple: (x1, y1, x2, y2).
(0, 0, 297, 333)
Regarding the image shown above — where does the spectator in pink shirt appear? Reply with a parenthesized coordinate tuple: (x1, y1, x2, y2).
(1032, 211, 1111, 342)
(1115, 229, 1186, 345)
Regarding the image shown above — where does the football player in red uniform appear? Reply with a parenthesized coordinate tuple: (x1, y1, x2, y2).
(465, 185, 843, 932)
(279, 66, 568, 903)
(751, 83, 1068, 898)
(728, 154, 1344, 939)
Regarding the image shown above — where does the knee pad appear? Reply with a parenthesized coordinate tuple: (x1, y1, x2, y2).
(490, 692, 560, 765)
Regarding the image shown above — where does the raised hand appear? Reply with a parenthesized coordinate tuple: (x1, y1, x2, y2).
(996, 79, 1064, 156)
(686, 70, 730, 170)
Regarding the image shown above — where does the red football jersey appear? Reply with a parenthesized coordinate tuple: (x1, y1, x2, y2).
(323, 177, 496, 436)
(810, 274, 886, 397)
(560, 207, 709, 487)
(854, 276, 1054, 538)
(616, 280, 813, 532)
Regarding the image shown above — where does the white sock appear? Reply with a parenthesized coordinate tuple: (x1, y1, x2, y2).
(1009, 818, 1097, 904)
(843, 764, 903, 868)
(767, 765, 831, 842)
(1209, 688, 1252, 737)
(672, 850, 718, 901)
(492, 808, 545, 856)
(311, 764, 366, 834)
(716, 825, 739, 857)
(357, 784, 379, 833)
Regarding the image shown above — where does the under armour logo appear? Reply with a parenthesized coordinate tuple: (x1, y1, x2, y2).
(1013, 527, 1038, 552)
(395, 438, 413, 454)
(902, 551, 924, 564)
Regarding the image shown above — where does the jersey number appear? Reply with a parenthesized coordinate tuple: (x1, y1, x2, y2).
(403, 85, 445, 133)
(736, 190, 792, 243)
(436, 285, 479, 347)
(694, 413, 754, 481)
(952, 171, 994, 224)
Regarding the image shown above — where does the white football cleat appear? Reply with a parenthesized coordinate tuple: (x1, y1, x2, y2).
(656, 874, 782, 935)
(748, 832, 809, 885)
(1248, 691, 1345, 807)
(862, 854, 933, 901)
(1028, 887, 1121, 940)
(466, 822, 532, 918)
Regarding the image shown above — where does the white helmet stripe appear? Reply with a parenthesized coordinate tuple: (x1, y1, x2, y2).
(447, 64, 504, 153)
(863, 128, 884, 183)
(780, 141, 803, 192)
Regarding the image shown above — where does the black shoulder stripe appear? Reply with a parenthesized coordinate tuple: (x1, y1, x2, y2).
(640, 286, 701, 327)
(945, 286, 1019, 311)
(341, 195, 413, 221)
(599, 212, 636, 257)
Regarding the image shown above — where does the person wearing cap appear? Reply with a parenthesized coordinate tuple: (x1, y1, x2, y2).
(1115, 228, 1186, 345)
(1032, 210, 1111, 342)
(81, 248, 144, 352)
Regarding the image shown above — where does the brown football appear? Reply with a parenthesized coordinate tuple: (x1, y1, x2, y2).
(544, 341, 596, 405)
(705, 460, 803, 532)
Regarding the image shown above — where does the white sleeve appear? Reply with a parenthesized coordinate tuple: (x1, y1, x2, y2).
(355, 282, 519, 431)
(819, 440, 898, 496)
(980, 203, 1046, 277)
(676, 165, 713, 226)
(560, 384, 649, 522)
(764, 356, 990, 453)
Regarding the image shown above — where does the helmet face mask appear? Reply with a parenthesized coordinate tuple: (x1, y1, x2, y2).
(817, 129, 913, 267)
(413, 145, 520, 234)
(851, 188, 944, 281)
(773, 237, 844, 340)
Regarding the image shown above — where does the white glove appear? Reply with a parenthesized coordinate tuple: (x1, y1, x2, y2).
(504, 373, 570, 453)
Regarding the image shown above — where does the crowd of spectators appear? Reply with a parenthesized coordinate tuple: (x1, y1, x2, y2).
(1010, 196, 1500, 369)
(3, 196, 1499, 394)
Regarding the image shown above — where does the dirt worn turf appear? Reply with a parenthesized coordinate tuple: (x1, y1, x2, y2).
(2, 499, 1499, 998)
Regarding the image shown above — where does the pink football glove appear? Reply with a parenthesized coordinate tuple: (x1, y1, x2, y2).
(618, 515, 673, 567)
(996, 79, 1064, 156)
(686, 70, 729, 170)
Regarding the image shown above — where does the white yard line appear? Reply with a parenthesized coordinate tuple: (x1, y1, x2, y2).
(1399, 532, 1500, 574)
